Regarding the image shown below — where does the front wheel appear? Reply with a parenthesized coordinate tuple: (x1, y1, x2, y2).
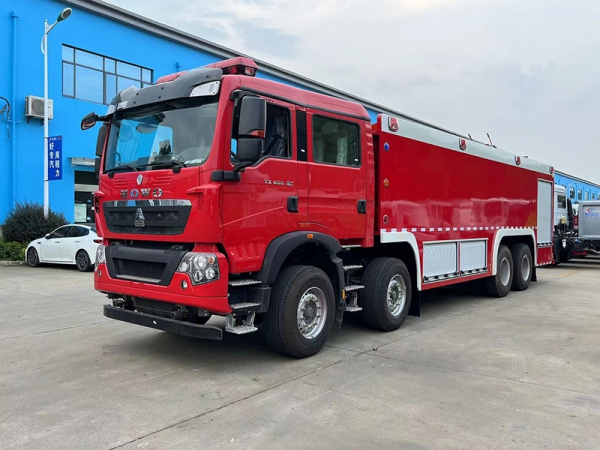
(264, 265, 335, 358)
(361, 258, 412, 331)
(27, 248, 40, 267)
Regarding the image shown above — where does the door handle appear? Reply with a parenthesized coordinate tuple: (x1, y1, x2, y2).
(357, 199, 367, 214)
(75, 241, 80, 243)
(287, 196, 299, 213)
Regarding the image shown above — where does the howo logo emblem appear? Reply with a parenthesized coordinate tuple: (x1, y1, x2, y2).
(134, 208, 145, 227)
(120, 188, 163, 199)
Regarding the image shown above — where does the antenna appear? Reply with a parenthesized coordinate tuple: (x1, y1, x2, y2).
(468, 134, 472, 140)
(487, 133, 496, 148)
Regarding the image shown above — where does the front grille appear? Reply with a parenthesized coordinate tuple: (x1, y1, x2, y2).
(103, 204, 191, 235)
(105, 243, 189, 286)
(114, 259, 166, 284)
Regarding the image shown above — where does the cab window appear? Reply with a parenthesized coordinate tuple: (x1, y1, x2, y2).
(312, 116, 360, 167)
(231, 103, 290, 163)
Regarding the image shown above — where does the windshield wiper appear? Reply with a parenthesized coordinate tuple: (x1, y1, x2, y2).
(135, 159, 187, 174)
(105, 163, 140, 176)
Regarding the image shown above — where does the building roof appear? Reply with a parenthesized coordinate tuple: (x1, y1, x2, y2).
(60, 0, 476, 140)
(555, 170, 600, 189)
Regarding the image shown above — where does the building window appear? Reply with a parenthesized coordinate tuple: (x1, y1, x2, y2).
(578, 189, 582, 200)
(62, 45, 152, 105)
(592, 193, 596, 200)
(585, 191, 589, 201)
(312, 116, 360, 167)
(569, 187, 575, 199)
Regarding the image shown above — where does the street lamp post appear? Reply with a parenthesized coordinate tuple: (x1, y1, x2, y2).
(41, 7, 71, 218)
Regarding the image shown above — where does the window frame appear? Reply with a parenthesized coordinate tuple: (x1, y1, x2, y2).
(311, 114, 362, 168)
(62, 44, 153, 105)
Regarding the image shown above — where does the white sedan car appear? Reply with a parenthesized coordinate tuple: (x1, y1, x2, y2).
(26, 224, 101, 272)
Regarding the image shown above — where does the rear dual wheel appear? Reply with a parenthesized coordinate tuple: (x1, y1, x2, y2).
(485, 243, 532, 297)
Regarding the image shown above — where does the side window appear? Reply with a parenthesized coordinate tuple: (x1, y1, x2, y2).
(68, 227, 86, 238)
(52, 227, 70, 238)
(557, 195, 567, 209)
(230, 103, 290, 163)
(312, 116, 360, 167)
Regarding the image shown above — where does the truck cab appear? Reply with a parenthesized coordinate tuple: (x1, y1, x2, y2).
(84, 57, 374, 358)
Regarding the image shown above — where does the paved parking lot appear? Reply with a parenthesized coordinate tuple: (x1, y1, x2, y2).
(1, 260, 600, 450)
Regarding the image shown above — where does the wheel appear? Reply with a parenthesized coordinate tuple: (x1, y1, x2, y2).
(27, 248, 40, 267)
(264, 265, 335, 358)
(485, 245, 513, 297)
(361, 258, 412, 331)
(511, 244, 532, 291)
(76, 250, 92, 272)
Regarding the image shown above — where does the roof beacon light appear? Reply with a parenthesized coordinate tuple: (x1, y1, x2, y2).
(204, 57, 258, 77)
(459, 139, 467, 151)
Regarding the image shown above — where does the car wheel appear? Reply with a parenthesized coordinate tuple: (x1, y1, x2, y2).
(76, 250, 92, 272)
(27, 248, 40, 267)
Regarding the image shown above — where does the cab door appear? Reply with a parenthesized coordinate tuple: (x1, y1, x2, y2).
(40, 226, 69, 262)
(306, 112, 367, 240)
(222, 98, 301, 274)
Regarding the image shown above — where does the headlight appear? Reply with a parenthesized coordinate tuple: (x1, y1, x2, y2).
(95, 245, 105, 269)
(177, 252, 219, 285)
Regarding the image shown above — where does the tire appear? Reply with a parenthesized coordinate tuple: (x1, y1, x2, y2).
(361, 258, 412, 332)
(510, 243, 532, 291)
(27, 248, 40, 267)
(484, 245, 513, 297)
(264, 265, 335, 358)
(76, 250, 92, 272)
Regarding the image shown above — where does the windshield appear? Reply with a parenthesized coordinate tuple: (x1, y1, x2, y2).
(104, 98, 218, 171)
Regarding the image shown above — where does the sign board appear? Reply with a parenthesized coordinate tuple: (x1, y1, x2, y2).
(48, 136, 62, 181)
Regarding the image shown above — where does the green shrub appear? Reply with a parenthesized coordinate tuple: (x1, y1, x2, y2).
(0, 241, 25, 261)
(1, 201, 68, 244)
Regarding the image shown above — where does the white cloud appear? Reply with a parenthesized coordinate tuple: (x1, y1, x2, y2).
(109, 0, 600, 182)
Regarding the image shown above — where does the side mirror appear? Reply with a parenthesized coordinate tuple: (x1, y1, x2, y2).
(96, 123, 108, 157)
(236, 139, 263, 164)
(237, 96, 266, 138)
(45, 234, 51, 239)
(81, 112, 98, 130)
(94, 158, 101, 175)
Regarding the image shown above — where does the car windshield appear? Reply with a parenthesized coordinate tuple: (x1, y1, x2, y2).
(104, 98, 218, 172)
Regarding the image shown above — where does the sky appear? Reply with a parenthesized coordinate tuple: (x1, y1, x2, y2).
(108, 0, 600, 182)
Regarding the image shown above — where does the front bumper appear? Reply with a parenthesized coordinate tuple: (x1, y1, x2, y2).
(95, 255, 231, 314)
(103, 305, 223, 340)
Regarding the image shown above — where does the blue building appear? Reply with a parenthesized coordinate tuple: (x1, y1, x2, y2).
(554, 171, 600, 204)
(1, 0, 599, 225)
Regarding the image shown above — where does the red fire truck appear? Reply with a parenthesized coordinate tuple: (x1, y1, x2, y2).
(82, 57, 555, 358)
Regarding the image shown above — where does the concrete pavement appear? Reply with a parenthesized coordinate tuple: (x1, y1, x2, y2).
(1, 260, 599, 449)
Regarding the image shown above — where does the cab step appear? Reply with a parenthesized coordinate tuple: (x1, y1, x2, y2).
(344, 285, 365, 292)
(229, 279, 262, 287)
(343, 265, 363, 271)
(230, 302, 261, 310)
(225, 312, 258, 335)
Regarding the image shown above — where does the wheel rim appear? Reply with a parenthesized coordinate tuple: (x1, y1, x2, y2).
(387, 275, 407, 317)
(500, 257, 511, 286)
(296, 287, 327, 340)
(521, 254, 531, 281)
(77, 253, 88, 270)
(28, 249, 38, 266)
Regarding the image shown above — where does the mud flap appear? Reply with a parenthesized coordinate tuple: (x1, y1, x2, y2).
(409, 290, 421, 317)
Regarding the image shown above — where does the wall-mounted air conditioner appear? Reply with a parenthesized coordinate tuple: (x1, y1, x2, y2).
(25, 95, 53, 120)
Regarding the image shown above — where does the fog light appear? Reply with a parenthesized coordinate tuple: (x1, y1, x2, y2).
(181, 280, 188, 290)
